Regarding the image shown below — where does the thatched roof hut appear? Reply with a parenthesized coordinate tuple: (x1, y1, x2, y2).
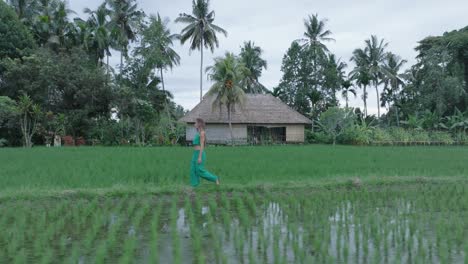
(179, 94, 311, 144)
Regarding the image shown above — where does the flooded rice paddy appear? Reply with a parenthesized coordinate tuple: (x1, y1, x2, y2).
(0, 183, 467, 263)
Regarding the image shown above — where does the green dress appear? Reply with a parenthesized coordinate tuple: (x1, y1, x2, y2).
(190, 132, 218, 187)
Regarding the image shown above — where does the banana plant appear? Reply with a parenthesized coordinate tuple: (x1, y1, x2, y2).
(400, 114, 423, 130)
(442, 108, 468, 133)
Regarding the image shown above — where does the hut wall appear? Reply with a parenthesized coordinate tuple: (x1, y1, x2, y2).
(286, 125, 305, 142)
(186, 124, 247, 143)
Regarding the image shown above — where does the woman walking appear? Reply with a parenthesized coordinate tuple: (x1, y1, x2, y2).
(190, 118, 220, 187)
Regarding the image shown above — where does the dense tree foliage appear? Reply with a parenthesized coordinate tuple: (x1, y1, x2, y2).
(0, 0, 185, 147)
(0, 0, 466, 147)
(239, 41, 268, 94)
(0, 1, 35, 60)
(274, 13, 467, 142)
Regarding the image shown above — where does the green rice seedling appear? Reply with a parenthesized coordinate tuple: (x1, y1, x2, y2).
(131, 205, 148, 235)
(273, 225, 280, 264)
(170, 199, 181, 264)
(464, 242, 468, 264)
(107, 215, 123, 256)
(65, 242, 80, 264)
(149, 203, 161, 264)
(187, 195, 205, 264)
(94, 240, 108, 264)
(13, 248, 26, 264)
(343, 243, 349, 264)
(282, 232, 290, 264)
(235, 193, 250, 238)
(7, 236, 19, 261)
(206, 198, 225, 263)
(118, 234, 137, 264)
(219, 192, 233, 239)
(248, 245, 257, 264)
(125, 198, 138, 219)
(40, 247, 53, 264)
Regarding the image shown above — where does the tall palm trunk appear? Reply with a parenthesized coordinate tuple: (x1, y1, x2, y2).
(395, 106, 400, 127)
(228, 103, 234, 146)
(160, 67, 166, 92)
(200, 38, 204, 102)
(106, 53, 110, 84)
(375, 82, 380, 118)
(120, 51, 123, 73)
(363, 85, 368, 117)
(345, 94, 349, 108)
(160, 67, 175, 133)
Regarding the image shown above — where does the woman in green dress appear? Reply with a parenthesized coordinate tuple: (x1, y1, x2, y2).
(190, 118, 220, 187)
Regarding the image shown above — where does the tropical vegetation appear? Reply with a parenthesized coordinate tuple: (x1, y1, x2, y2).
(0, 0, 467, 147)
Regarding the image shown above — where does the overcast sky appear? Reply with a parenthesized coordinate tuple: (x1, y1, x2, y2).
(69, 0, 467, 114)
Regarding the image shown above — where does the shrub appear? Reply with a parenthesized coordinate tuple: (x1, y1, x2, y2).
(75, 137, 86, 146)
(317, 107, 355, 145)
(430, 131, 454, 145)
(389, 127, 412, 144)
(338, 125, 371, 145)
(306, 131, 332, 144)
(62, 136, 74, 146)
(0, 138, 8, 147)
(453, 132, 468, 145)
(371, 128, 393, 144)
(411, 130, 431, 144)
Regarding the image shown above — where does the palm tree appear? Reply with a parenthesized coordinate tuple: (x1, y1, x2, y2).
(341, 77, 356, 108)
(365, 35, 388, 118)
(106, 0, 143, 72)
(84, 4, 112, 69)
(176, 0, 227, 102)
(350, 48, 371, 116)
(299, 14, 334, 91)
(381, 52, 407, 126)
(138, 14, 180, 94)
(7, 0, 38, 23)
(323, 54, 346, 104)
(33, 0, 72, 47)
(239, 41, 268, 93)
(52, 1, 76, 48)
(206, 53, 247, 145)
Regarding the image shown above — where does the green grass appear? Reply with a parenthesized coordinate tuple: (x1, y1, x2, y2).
(1, 145, 467, 198)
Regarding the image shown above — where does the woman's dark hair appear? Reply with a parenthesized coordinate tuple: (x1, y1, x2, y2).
(196, 118, 206, 130)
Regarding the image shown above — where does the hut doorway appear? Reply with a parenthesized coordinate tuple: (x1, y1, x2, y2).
(247, 126, 286, 144)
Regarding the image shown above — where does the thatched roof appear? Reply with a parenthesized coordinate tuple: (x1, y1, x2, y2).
(179, 94, 311, 124)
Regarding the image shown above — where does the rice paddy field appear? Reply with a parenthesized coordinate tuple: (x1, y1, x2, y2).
(1, 145, 468, 263)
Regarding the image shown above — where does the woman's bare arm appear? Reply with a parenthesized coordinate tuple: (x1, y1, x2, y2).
(198, 131, 205, 163)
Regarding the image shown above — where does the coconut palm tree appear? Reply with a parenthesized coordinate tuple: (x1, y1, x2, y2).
(84, 4, 112, 68)
(299, 14, 334, 91)
(341, 77, 356, 108)
(138, 14, 180, 94)
(206, 53, 247, 145)
(239, 41, 268, 93)
(381, 52, 407, 126)
(33, 0, 75, 47)
(365, 35, 388, 118)
(176, 0, 227, 102)
(323, 54, 346, 104)
(106, 0, 143, 72)
(350, 47, 371, 116)
(7, 0, 38, 23)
